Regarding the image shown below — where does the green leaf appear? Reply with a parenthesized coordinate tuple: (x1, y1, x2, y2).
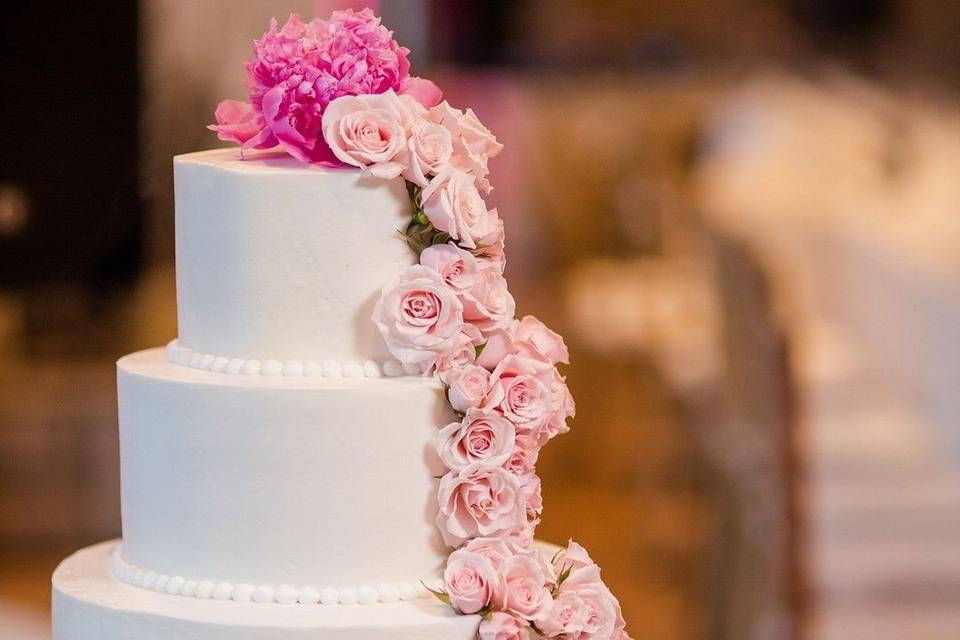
(420, 581, 451, 606)
(552, 563, 573, 595)
(475, 343, 487, 358)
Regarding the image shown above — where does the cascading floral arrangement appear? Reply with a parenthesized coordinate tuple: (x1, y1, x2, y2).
(212, 10, 630, 640)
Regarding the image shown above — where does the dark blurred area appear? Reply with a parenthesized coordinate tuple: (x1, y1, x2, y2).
(2, 1, 959, 638)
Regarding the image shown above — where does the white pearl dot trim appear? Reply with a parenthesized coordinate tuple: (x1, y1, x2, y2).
(110, 546, 438, 606)
(165, 340, 425, 379)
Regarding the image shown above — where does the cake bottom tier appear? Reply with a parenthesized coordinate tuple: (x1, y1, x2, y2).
(53, 541, 480, 640)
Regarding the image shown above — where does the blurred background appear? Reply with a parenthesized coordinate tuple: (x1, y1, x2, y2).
(2, 0, 959, 638)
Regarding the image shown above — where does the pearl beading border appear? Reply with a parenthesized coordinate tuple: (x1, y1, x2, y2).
(165, 340, 425, 378)
(109, 546, 440, 605)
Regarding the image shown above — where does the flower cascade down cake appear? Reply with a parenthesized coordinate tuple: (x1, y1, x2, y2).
(51, 9, 630, 640)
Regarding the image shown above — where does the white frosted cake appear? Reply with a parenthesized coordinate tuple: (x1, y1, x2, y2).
(53, 9, 629, 640)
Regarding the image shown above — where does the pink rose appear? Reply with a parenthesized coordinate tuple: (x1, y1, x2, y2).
(437, 409, 516, 470)
(373, 265, 464, 365)
(484, 355, 555, 433)
(479, 612, 529, 640)
(538, 591, 590, 637)
(475, 324, 517, 370)
(432, 324, 483, 373)
(462, 537, 516, 572)
(517, 472, 543, 521)
(403, 120, 454, 187)
(502, 551, 552, 621)
(546, 586, 624, 640)
(420, 244, 482, 295)
(443, 549, 503, 614)
(463, 265, 516, 333)
(422, 170, 498, 249)
(436, 464, 526, 548)
(441, 364, 491, 412)
(514, 316, 569, 365)
(401, 76, 444, 108)
(429, 102, 504, 193)
(477, 213, 507, 273)
(321, 90, 412, 178)
(208, 100, 266, 146)
(503, 437, 539, 476)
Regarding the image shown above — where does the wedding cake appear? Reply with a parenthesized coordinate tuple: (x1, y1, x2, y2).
(52, 10, 629, 640)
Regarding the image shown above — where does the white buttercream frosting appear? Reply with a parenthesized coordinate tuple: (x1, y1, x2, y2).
(173, 149, 416, 368)
(118, 348, 451, 593)
(53, 541, 482, 640)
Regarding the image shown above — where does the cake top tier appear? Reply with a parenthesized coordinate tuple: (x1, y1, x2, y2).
(173, 148, 414, 369)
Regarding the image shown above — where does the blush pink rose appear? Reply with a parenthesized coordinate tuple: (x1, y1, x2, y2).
(429, 102, 504, 193)
(484, 355, 555, 433)
(475, 324, 516, 370)
(441, 364, 491, 412)
(517, 472, 543, 521)
(436, 464, 526, 548)
(462, 537, 516, 572)
(401, 76, 444, 108)
(422, 170, 497, 249)
(502, 552, 552, 621)
(432, 323, 483, 373)
(420, 244, 482, 295)
(479, 612, 530, 640)
(514, 315, 570, 365)
(476, 213, 506, 273)
(403, 120, 454, 187)
(503, 437, 539, 476)
(462, 265, 516, 334)
(373, 265, 464, 365)
(208, 100, 266, 146)
(437, 409, 516, 470)
(321, 90, 415, 177)
(537, 591, 590, 637)
(443, 549, 503, 614)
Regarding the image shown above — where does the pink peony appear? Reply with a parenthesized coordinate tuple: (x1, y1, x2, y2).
(436, 464, 526, 548)
(211, 10, 440, 164)
(437, 409, 516, 470)
(479, 612, 530, 640)
(441, 364, 491, 412)
(373, 265, 464, 365)
(514, 316, 570, 365)
(422, 170, 499, 249)
(443, 549, 503, 614)
(420, 244, 482, 295)
(321, 90, 418, 177)
(484, 355, 555, 434)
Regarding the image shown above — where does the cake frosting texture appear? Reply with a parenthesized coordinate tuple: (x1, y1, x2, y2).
(117, 348, 450, 593)
(174, 148, 415, 366)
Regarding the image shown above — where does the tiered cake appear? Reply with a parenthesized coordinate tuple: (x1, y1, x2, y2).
(52, 151, 474, 639)
(53, 9, 629, 640)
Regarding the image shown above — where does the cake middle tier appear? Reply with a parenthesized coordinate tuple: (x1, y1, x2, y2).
(174, 148, 415, 366)
(118, 348, 449, 592)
